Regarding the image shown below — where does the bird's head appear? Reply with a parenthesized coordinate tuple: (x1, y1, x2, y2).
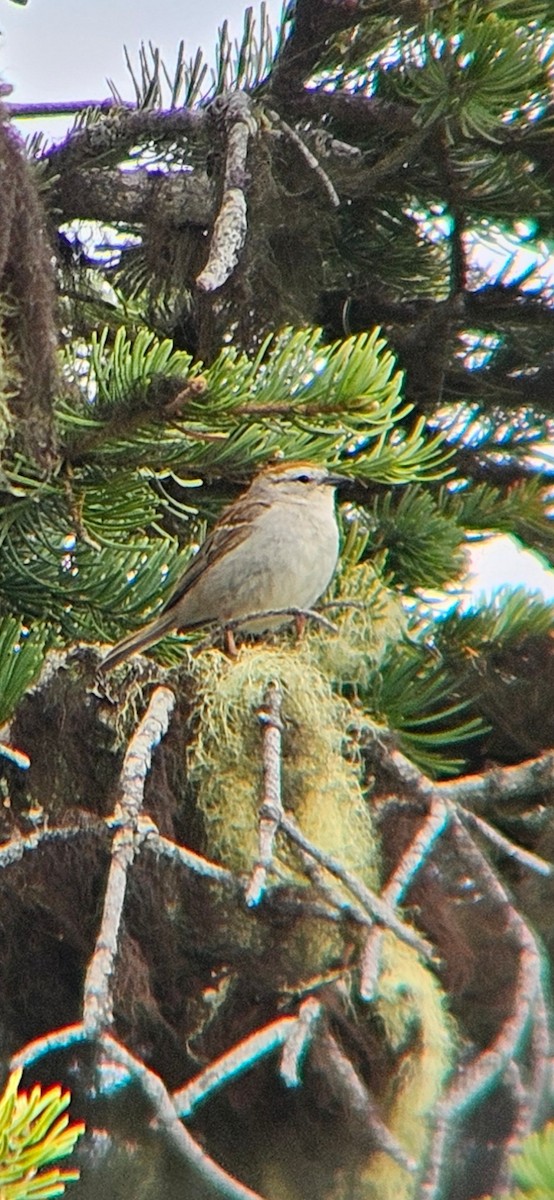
(251, 460, 348, 502)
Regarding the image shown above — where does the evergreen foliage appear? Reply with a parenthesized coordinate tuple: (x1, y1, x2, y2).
(495, 1121, 554, 1199)
(0, 1069, 83, 1199)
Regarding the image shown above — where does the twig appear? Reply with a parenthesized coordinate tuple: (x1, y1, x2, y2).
(360, 796, 449, 998)
(0, 821, 106, 868)
(143, 828, 236, 886)
(441, 819, 543, 1118)
(11, 1024, 88, 1069)
(267, 110, 340, 207)
(245, 683, 284, 906)
(8, 99, 133, 117)
(13, 1022, 269, 1200)
(460, 808, 552, 876)
(83, 686, 175, 1035)
(381, 796, 450, 909)
(279, 813, 435, 961)
(41, 105, 206, 173)
(501, 1060, 537, 1165)
(196, 92, 256, 292)
(0, 742, 30, 769)
(175, 1014, 298, 1116)
(99, 1035, 270, 1200)
(279, 997, 322, 1087)
(295, 849, 382, 938)
(193, 606, 338, 652)
(367, 736, 553, 875)
(436, 752, 554, 809)
(318, 1028, 417, 1174)
(420, 814, 546, 1199)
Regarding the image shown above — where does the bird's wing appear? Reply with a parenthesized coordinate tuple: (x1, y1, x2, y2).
(161, 497, 270, 614)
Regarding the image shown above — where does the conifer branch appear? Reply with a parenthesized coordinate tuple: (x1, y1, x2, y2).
(196, 92, 257, 293)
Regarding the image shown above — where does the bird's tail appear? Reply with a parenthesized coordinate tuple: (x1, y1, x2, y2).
(100, 610, 178, 672)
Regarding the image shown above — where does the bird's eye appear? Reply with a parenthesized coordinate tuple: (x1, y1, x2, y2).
(296, 474, 311, 484)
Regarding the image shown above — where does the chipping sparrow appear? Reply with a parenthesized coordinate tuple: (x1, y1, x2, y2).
(101, 461, 345, 670)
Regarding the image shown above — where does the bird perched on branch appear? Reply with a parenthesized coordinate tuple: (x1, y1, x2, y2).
(101, 461, 346, 670)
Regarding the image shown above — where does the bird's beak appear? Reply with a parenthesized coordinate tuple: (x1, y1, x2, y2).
(324, 470, 350, 487)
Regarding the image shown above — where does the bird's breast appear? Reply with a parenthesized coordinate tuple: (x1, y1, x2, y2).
(172, 498, 339, 632)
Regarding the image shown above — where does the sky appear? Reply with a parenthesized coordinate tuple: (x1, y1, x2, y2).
(0, 0, 553, 608)
(0, 0, 272, 107)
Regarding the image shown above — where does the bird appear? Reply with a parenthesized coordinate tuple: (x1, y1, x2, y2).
(100, 460, 346, 671)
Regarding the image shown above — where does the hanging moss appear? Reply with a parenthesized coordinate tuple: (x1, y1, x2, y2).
(357, 933, 454, 1200)
(189, 640, 379, 889)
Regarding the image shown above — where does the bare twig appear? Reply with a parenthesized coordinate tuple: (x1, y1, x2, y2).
(279, 812, 435, 961)
(193, 606, 338, 652)
(245, 682, 284, 906)
(279, 997, 322, 1087)
(143, 828, 236, 886)
(0, 741, 30, 769)
(83, 686, 175, 1035)
(361, 796, 449, 998)
(420, 813, 546, 1199)
(9, 99, 133, 117)
(0, 821, 106, 868)
(319, 1029, 417, 1174)
(460, 808, 552, 876)
(11, 1024, 88, 1069)
(41, 105, 206, 173)
(99, 1035, 270, 1200)
(175, 1013, 297, 1116)
(436, 752, 554, 809)
(267, 110, 340, 207)
(13, 1021, 269, 1199)
(442, 819, 543, 1118)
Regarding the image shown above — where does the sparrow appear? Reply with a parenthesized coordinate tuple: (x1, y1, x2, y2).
(101, 461, 345, 670)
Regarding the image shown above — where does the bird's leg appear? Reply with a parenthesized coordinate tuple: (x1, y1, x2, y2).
(294, 612, 306, 639)
(223, 627, 238, 657)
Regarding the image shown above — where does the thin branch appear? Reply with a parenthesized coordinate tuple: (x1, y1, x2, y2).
(196, 92, 256, 293)
(420, 813, 546, 1199)
(245, 682, 284, 906)
(368, 736, 554, 855)
(143, 828, 236, 886)
(279, 997, 322, 1087)
(381, 796, 451, 909)
(460, 808, 552, 876)
(193, 607, 338, 653)
(9, 99, 133, 117)
(102, 1033, 270, 1200)
(436, 751, 554, 809)
(0, 741, 30, 769)
(441, 819, 543, 1118)
(279, 812, 435, 961)
(0, 820, 107, 868)
(267, 111, 340, 207)
(12, 1021, 270, 1200)
(83, 686, 175, 1035)
(41, 105, 206, 174)
(11, 1024, 88, 1070)
(175, 1014, 298, 1117)
(318, 1028, 417, 1174)
(361, 796, 449, 999)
